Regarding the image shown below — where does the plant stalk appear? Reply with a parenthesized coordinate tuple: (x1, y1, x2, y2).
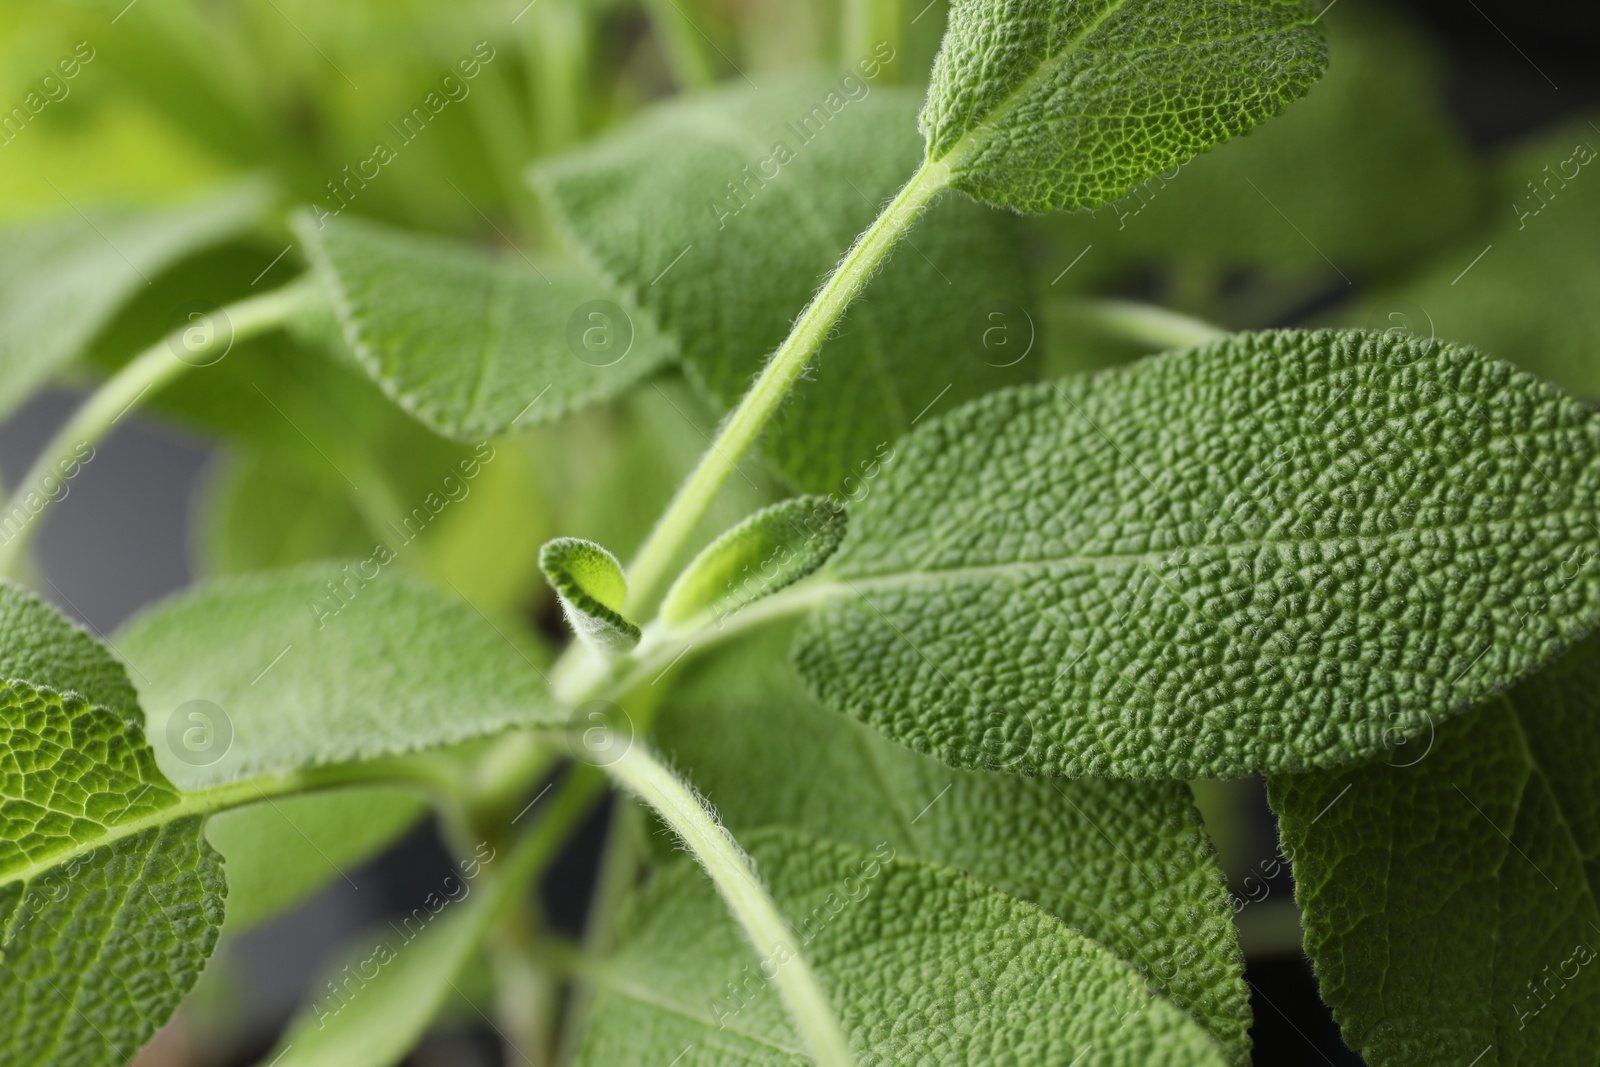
(606, 742, 855, 1067)
(1058, 297, 1227, 351)
(0, 278, 316, 577)
(622, 157, 949, 615)
(643, 0, 720, 89)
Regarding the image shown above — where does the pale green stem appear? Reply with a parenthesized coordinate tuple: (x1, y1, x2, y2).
(623, 158, 950, 615)
(642, 0, 719, 89)
(0, 279, 317, 577)
(1059, 297, 1227, 351)
(841, 0, 904, 77)
(607, 742, 855, 1067)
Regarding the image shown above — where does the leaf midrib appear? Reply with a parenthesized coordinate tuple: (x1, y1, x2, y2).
(823, 507, 1594, 589)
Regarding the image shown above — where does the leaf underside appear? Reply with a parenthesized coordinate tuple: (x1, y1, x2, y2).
(795, 329, 1600, 778)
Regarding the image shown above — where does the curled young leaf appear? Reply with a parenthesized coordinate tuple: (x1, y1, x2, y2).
(660, 497, 846, 627)
(922, 0, 1329, 213)
(540, 537, 641, 653)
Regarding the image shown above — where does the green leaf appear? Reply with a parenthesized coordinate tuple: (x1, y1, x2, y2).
(208, 787, 427, 934)
(1269, 630, 1600, 1067)
(115, 562, 560, 789)
(197, 450, 376, 576)
(1354, 114, 1600, 399)
(793, 329, 1600, 778)
(0, 584, 225, 1067)
(293, 212, 676, 441)
(0, 181, 272, 420)
(540, 537, 641, 653)
(532, 75, 1035, 493)
(655, 627, 1251, 1060)
(575, 830, 1230, 1065)
(0, 583, 140, 724)
(1046, 1, 1482, 280)
(920, 0, 1328, 214)
(264, 891, 494, 1067)
(660, 497, 847, 628)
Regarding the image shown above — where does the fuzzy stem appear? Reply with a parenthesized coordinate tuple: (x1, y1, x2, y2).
(0, 279, 316, 577)
(606, 742, 855, 1067)
(623, 158, 950, 614)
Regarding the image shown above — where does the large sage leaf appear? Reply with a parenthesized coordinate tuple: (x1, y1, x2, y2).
(0, 181, 272, 420)
(655, 628, 1251, 1060)
(575, 830, 1231, 1065)
(793, 330, 1600, 778)
(533, 76, 1035, 493)
(921, 0, 1327, 213)
(116, 562, 559, 788)
(0, 585, 225, 1067)
(294, 213, 675, 441)
(1270, 630, 1600, 1067)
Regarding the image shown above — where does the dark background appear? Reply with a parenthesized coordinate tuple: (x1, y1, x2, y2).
(3, 2, 1596, 1063)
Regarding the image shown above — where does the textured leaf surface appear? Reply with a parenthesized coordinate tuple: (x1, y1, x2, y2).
(0, 586, 225, 1067)
(0, 181, 271, 420)
(655, 628, 1250, 1059)
(295, 212, 674, 441)
(794, 330, 1600, 777)
(1048, 2, 1480, 277)
(660, 497, 846, 627)
(533, 76, 1034, 492)
(208, 787, 426, 933)
(921, 0, 1327, 213)
(1270, 630, 1600, 1067)
(1355, 115, 1600, 399)
(0, 584, 140, 724)
(116, 562, 559, 789)
(576, 830, 1229, 1065)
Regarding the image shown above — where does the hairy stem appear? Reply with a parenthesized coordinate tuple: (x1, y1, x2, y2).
(622, 157, 950, 615)
(606, 742, 855, 1067)
(1057, 297, 1227, 351)
(0, 278, 316, 577)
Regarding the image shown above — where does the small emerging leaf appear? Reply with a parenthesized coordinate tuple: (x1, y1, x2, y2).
(540, 537, 641, 653)
(922, 0, 1329, 214)
(660, 497, 846, 627)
